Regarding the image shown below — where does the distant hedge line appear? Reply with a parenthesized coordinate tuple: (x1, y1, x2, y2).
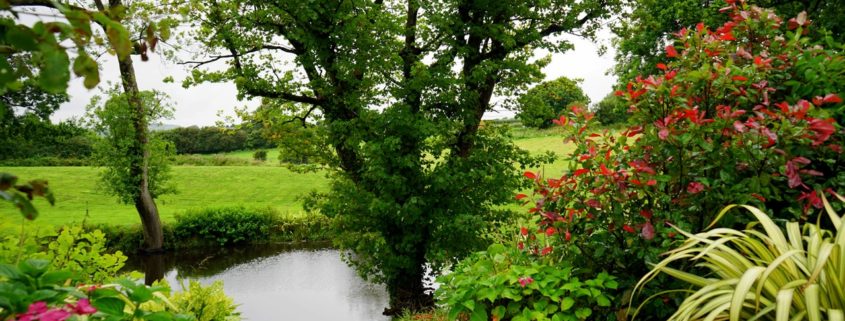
(88, 206, 332, 254)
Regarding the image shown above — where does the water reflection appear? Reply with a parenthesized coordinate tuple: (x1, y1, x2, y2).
(125, 244, 390, 321)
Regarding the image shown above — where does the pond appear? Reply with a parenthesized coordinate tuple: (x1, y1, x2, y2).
(124, 243, 390, 321)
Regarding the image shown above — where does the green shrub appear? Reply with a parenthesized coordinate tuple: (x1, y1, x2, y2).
(437, 243, 617, 321)
(516, 77, 590, 129)
(252, 150, 267, 161)
(173, 207, 278, 247)
(635, 199, 845, 321)
(0, 226, 127, 284)
(0, 157, 93, 166)
(170, 154, 255, 166)
(171, 280, 240, 321)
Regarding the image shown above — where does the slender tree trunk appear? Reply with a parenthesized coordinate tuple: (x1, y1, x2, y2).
(95, 0, 163, 252)
(116, 54, 164, 252)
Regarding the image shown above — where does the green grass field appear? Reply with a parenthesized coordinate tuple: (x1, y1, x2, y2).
(1, 134, 574, 227)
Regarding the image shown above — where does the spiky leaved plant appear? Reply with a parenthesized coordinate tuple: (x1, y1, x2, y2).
(633, 194, 845, 321)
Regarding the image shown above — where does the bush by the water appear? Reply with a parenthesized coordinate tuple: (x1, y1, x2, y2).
(94, 207, 333, 253)
(174, 207, 277, 246)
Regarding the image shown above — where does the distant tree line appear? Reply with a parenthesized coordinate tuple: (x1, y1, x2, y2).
(155, 125, 273, 155)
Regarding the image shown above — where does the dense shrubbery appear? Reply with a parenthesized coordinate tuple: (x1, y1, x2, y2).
(437, 243, 617, 321)
(0, 118, 95, 164)
(174, 207, 277, 247)
(169, 154, 257, 166)
(439, 3, 845, 320)
(157, 126, 273, 155)
(94, 207, 332, 253)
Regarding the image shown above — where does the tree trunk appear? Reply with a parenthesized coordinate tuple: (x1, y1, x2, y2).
(383, 253, 433, 316)
(113, 28, 164, 253)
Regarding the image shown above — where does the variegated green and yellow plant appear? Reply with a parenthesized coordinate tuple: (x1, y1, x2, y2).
(633, 194, 845, 321)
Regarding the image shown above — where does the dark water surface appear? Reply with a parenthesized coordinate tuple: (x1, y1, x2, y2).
(124, 243, 390, 321)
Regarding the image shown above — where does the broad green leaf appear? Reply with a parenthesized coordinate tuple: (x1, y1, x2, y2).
(93, 297, 126, 316)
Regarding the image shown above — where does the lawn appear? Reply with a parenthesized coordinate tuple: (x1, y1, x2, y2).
(1, 134, 575, 227)
(0, 166, 329, 226)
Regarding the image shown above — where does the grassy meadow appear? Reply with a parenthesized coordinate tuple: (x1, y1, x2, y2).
(1, 132, 576, 227)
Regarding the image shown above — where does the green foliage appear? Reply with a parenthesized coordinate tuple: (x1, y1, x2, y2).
(252, 150, 267, 161)
(173, 207, 277, 247)
(635, 199, 845, 321)
(0, 225, 127, 284)
(171, 280, 240, 321)
(0, 117, 95, 163)
(157, 126, 272, 155)
(518, 4, 845, 319)
(169, 154, 255, 167)
(517, 77, 591, 129)
(86, 89, 176, 204)
(612, 0, 845, 82)
(592, 93, 628, 126)
(437, 243, 618, 321)
(0, 172, 54, 220)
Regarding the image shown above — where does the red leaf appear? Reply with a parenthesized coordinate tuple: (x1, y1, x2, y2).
(665, 45, 678, 58)
(786, 160, 802, 188)
(656, 63, 667, 70)
(574, 168, 590, 177)
(646, 179, 657, 186)
(524, 171, 537, 180)
(641, 222, 656, 240)
(564, 230, 571, 241)
(640, 209, 653, 219)
(823, 94, 843, 104)
(733, 120, 746, 133)
(808, 118, 835, 145)
(732, 75, 748, 82)
(515, 194, 528, 200)
(751, 193, 766, 202)
(599, 163, 613, 176)
(658, 128, 669, 140)
(623, 224, 636, 233)
(540, 246, 552, 256)
(665, 70, 677, 80)
(520, 227, 528, 236)
(686, 182, 705, 194)
(545, 227, 556, 236)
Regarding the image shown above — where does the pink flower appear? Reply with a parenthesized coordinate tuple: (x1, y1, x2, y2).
(518, 276, 534, 287)
(37, 309, 70, 321)
(69, 299, 97, 315)
(26, 302, 48, 315)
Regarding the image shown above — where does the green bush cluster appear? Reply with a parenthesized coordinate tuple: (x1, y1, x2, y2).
(252, 150, 267, 161)
(169, 154, 257, 166)
(173, 207, 277, 247)
(0, 157, 93, 167)
(437, 244, 617, 321)
(93, 207, 333, 253)
(171, 280, 240, 321)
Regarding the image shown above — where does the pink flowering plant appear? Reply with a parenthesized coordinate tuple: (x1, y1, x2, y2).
(0, 258, 192, 321)
(515, 1, 845, 319)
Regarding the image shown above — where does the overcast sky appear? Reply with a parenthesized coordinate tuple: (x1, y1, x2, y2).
(51, 28, 618, 127)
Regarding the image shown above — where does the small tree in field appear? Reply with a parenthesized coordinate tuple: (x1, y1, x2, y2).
(87, 89, 175, 248)
(516, 77, 590, 128)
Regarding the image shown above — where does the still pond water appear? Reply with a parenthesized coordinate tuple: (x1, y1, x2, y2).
(125, 243, 390, 321)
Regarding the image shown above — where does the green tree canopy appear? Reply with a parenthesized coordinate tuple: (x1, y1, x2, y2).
(180, 0, 618, 312)
(516, 76, 590, 128)
(86, 89, 175, 206)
